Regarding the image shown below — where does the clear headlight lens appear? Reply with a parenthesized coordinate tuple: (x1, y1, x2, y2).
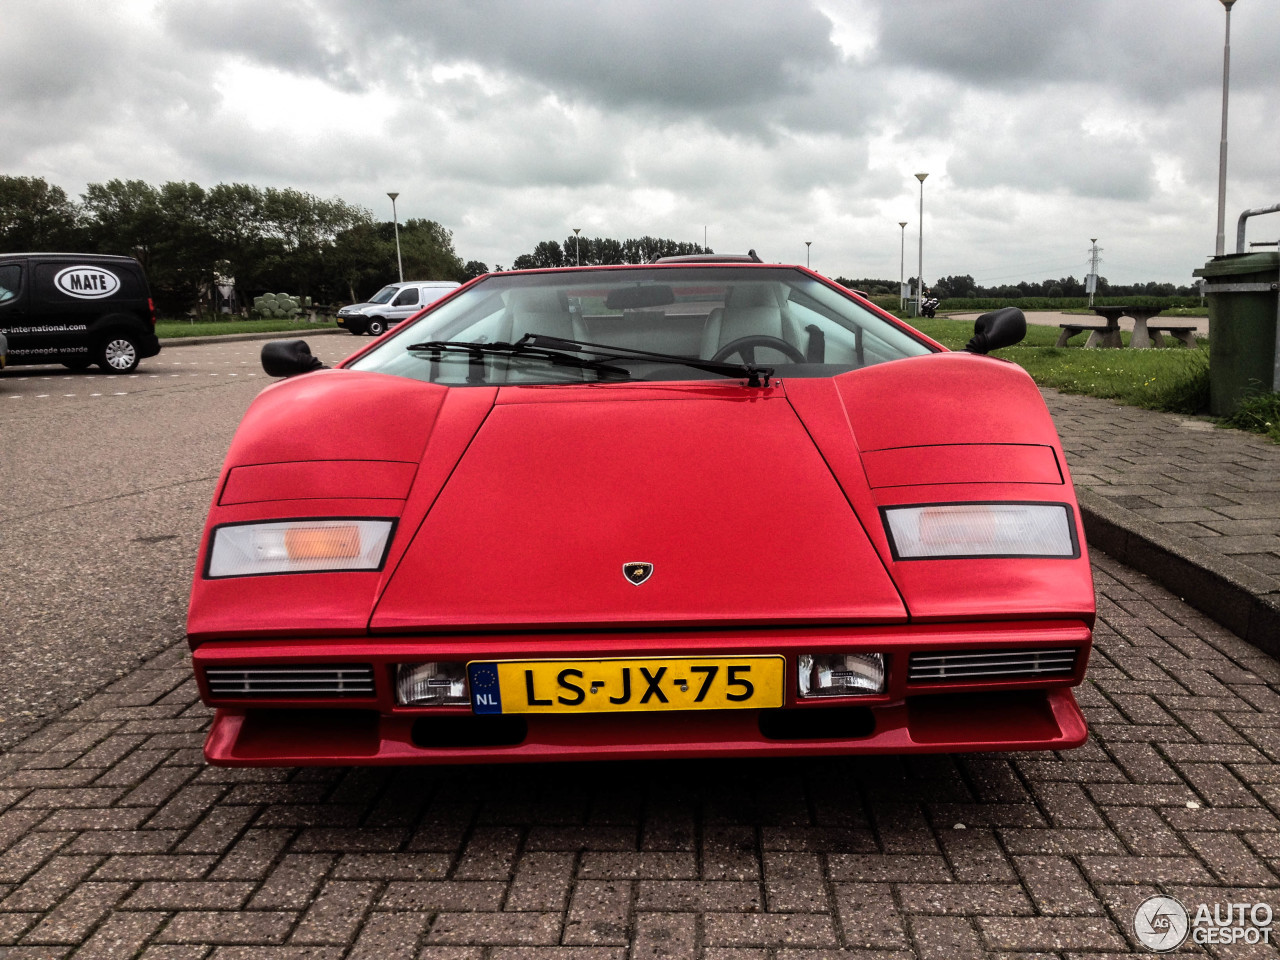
(207, 519, 394, 577)
(884, 502, 1075, 559)
(798, 653, 886, 697)
(396, 662, 471, 706)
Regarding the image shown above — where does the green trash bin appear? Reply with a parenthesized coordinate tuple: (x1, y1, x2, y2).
(1193, 251, 1280, 416)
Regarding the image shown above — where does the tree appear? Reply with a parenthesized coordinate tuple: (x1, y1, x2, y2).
(512, 241, 566, 270)
(254, 187, 372, 299)
(80, 179, 165, 267)
(932, 274, 976, 299)
(513, 235, 709, 269)
(328, 218, 464, 303)
(149, 181, 219, 314)
(833, 276, 896, 294)
(463, 260, 489, 280)
(0, 176, 82, 250)
(205, 183, 269, 289)
(396, 219, 465, 282)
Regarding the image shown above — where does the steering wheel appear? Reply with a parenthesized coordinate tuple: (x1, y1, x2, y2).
(711, 335, 806, 364)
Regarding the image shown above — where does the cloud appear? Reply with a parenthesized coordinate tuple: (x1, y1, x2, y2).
(160, 0, 364, 91)
(1, 0, 1275, 283)
(328, 0, 844, 135)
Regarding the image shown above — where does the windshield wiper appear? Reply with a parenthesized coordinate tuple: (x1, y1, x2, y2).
(403, 339, 632, 384)
(516, 334, 773, 388)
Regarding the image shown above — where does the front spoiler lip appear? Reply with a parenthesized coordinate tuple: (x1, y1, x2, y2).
(191, 619, 1092, 765)
(203, 686, 1088, 765)
(192, 620, 1093, 709)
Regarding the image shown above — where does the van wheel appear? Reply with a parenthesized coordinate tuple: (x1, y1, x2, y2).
(367, 317, 386, 337)
(99, 335, 140, 373)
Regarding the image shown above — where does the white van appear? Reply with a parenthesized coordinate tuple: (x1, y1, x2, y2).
(336, 280, 460, 336)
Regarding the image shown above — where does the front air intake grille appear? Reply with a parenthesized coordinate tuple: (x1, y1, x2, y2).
(205, 665, 375, 698)
(908, 648, 1078, 683)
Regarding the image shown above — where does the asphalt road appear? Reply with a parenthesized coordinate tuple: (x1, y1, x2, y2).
(0, 335, 360, 750)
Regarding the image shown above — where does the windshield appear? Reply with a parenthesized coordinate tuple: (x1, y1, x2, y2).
(346, 266, 935, 386)
(367, 285, 399, 305)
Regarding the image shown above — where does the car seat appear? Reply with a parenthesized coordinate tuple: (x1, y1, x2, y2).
(498, 287, 583, 343)
(700, 282, 798, 359)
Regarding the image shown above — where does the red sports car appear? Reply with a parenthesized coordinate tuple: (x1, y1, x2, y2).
(187, 260, 1094, 766)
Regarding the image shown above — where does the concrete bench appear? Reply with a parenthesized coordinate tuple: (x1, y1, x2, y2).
(1142, 324, 1199, 348)
(1056, 323, 1118, 348)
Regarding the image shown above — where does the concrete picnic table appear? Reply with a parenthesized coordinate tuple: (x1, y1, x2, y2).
(1055, 305, 1195, 349)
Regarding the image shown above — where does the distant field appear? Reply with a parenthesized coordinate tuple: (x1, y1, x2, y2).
(157, 318, 339, 338)
(911, 315, 1210, 415)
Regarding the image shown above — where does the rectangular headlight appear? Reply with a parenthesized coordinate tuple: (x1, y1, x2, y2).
(396, 662, 470, 706)
(798, 653, 886, 697)
(207, 519, 394, 578)
(883, 502, 1075, 559)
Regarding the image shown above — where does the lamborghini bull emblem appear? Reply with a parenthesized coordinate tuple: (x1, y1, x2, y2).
(623, 562, 654, 585)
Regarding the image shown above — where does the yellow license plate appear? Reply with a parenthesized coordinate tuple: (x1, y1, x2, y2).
(467, 656, 785, 715)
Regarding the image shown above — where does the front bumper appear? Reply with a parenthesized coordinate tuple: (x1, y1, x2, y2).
(193, 620, 1092, 765)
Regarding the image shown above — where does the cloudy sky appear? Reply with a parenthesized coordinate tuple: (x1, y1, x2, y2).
(4, 0, 1277, 286)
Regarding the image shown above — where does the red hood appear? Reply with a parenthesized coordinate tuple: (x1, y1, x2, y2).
(371, 382, 907, 630)
(189, 354, 1094, 643)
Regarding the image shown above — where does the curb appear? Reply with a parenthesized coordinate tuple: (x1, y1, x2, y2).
(1077, 487, 1280, 657)
(159, 327, 351, 348)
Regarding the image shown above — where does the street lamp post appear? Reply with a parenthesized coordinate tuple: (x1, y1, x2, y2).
(914, 173, 928, 316)
(1214, 0, 1238, 257)
(899, 222, 908, 313)
(387, 192, 403, 282)
(573, 227, 581, 266)
(805, 241, 812, 269)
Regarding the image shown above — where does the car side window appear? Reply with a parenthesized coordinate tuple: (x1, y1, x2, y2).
(0, 263, 20, 304)
(394, 288, 420, 307)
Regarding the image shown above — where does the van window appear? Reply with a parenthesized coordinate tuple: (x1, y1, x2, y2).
(0, 264, 20, 303)
(393, 288, 420, 307)
(368, 285, 399, 304)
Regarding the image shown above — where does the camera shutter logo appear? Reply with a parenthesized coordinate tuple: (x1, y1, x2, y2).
(1134, 896, 1189, 952)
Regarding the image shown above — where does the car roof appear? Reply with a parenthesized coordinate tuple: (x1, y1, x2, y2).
(0, 253, 141, 263)
(653, 250, 764, 264)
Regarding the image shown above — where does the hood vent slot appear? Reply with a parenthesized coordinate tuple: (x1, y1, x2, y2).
(205, 665, 375, 698)
(908, 648, 1077, 683)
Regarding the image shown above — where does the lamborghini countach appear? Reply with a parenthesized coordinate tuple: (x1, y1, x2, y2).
(187, 260, 1094, 765)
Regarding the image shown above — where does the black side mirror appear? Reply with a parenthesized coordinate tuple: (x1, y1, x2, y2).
(965, 307, 1026, 354)
(262, 340, 327, 377)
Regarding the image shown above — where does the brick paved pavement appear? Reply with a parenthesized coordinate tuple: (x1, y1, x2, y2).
(1045, 389, 1280, 651)
(0, 554, 1277, 957)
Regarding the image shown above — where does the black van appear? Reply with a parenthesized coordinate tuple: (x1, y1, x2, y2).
(0, 253, 161, 373)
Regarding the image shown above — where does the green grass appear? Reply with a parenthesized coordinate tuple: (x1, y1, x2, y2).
(156, 318, 338, 338)
(1224, 391, 1280, 443)
(910, 316, 1211, 415)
